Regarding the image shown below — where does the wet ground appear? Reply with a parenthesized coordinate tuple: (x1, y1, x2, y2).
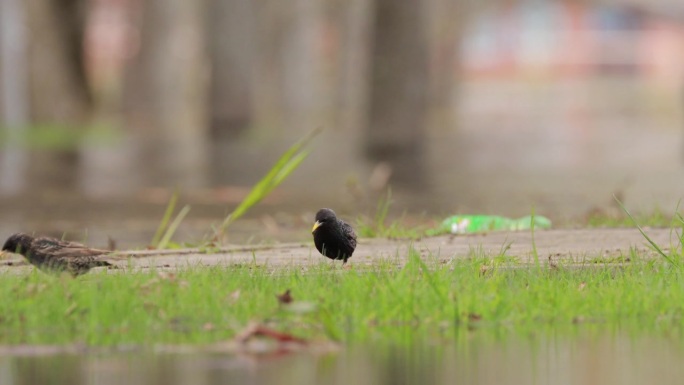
(1, 329, 683, 385)
(1, 227, 675, 385)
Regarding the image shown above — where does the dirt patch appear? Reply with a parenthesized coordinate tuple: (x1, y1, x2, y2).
(0, 228, 673, 274)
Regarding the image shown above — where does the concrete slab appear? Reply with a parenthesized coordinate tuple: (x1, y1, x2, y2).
(0, 228, 675, 274)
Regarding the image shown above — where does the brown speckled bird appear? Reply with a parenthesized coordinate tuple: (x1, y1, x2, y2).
(1, 233, 112, 276)
(311, 208, 357, 264)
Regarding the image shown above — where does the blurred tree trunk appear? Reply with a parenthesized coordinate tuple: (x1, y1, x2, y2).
(250, 0, 322, 135)
(25, 0, 91, 123)
(281, 0, 321, 133)
(427, 0, 464, 129)
(123, 0, 208, 187)
(330, 0, 372, 133)
(207, 0, 254, 139)
(0, 0, 29, 194)
(24, 0, 92, 190)
(365, 0, 429, 185)
(249, 0, 282, 132)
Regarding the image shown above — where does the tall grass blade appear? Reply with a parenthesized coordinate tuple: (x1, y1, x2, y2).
(216, 127, 322, 239)
(269, 150, 311, 188)
(675, 212, 684, 226)
(152, 190, 178, 246)
(409, 246, 447, 302)
(530, 207, 540, 271)
(375, 188, 392, 234)
(615, 195, 678, 267)
(157, 205, 191, 250)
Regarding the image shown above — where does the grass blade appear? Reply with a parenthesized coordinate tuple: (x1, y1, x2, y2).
(270, 150, 310, 187)
(530, 207, 540, 271)
(615, 195, 678, 267)
(157, 205, 191, 250)
(152, 190, 178, 247)
(375, 188, 392, 234)
(216, 127, 322, 238)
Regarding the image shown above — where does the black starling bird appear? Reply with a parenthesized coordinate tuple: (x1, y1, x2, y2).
(311, 208, 357, 263)
(1, 233, 112, 276)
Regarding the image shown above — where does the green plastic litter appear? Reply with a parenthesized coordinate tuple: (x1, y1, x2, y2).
(436, 215, 552, 235)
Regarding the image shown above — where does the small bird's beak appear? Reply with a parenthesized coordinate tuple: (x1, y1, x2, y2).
(311, 221, 322, 234)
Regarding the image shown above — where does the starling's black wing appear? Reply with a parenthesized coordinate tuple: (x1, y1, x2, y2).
(341, 222, 357, 251)
(31, 237, 111, 259)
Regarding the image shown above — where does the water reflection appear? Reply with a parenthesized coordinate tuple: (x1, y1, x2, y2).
(2, 330, 683, 385)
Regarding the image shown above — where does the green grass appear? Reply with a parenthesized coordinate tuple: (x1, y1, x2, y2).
(355, 215, 430, 240)
(144, 127, 321, 249)
(0, 124, 120, 150)
(585, 206, 673, 228)
(150, 190, 191, 250)
(2, 248, 684, 346)
(356, 189, 433, 239)
(213, 127, 321, 240)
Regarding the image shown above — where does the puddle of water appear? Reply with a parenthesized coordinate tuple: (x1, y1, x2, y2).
(1, 330, 682, 385)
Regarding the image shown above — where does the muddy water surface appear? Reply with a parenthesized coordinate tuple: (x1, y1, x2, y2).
(1, 330, 683, 385)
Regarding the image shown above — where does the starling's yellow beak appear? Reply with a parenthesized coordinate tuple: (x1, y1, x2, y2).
(311, 221, 322, 234)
